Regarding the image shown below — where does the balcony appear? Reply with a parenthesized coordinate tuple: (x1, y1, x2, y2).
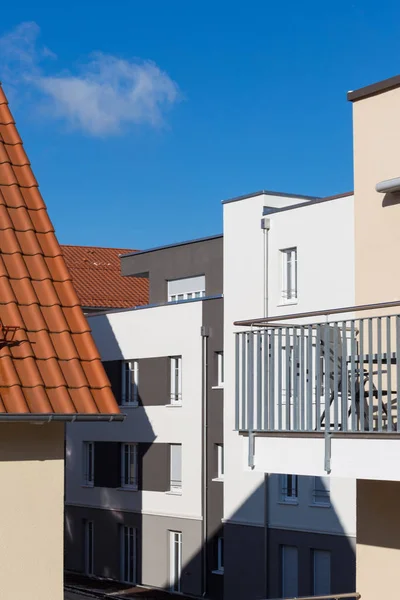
(234, 301, 400, 480)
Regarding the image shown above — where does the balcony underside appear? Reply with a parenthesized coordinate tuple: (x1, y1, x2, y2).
(242, 430, 400, 480)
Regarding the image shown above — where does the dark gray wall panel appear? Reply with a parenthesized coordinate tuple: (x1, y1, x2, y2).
(224, 523, 266, 600)
(94, 442, 121, 488)
(138, 357, 169, 406)
(103, 360, 122, 405)
(139, 442, 169, 492)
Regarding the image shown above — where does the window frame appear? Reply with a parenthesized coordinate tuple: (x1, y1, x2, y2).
(82, 441, 94, 487)
(170, 356, 182, 405)
(121, 360, 139, 406)
(169, 444, 182, 493)
(312, 476, 331, 507)
(280, 247, 298, 304)
(217, 444, 224, 479)
(216, 351, 224, 387)
(217, 537, 224, 572)
(169, 530, 182, 592)
(121, 525, 137, 584)
(121, 443, 138, 490)
(280, 474, 298, 504)
(84, 520, 94, 576)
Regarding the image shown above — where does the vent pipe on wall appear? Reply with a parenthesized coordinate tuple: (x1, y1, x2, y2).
(376, 177, 400, 194)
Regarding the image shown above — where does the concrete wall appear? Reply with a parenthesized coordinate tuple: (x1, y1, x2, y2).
(121, 236, 223, 304)
(0, 422, 64, 600)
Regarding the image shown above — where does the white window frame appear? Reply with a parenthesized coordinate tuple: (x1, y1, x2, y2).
(84, 520, 94, 576)
(312, 476, 331, 507)
(121, 526, 137, 584)
(169, 444, 182, 493)
(170, 356, 182, 405)
(280, 474, 298, 503)
(121, 360, 139, 406)
(217, 444, 224, 479)
(169, 531, 182, 592)
(217, 351, 224, 386)
(169, 289, 206, 302)
(82, 441, 94, 487)
(281, 247, 298, 303)
(121, 443, 138, 490)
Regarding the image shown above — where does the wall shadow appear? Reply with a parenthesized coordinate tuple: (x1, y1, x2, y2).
(382, 192, 400, 207)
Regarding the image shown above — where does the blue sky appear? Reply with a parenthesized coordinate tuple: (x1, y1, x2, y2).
(1, 1, 400, 249)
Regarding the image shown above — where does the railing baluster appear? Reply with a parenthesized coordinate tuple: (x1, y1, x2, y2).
(241, 332, 247, 430)
(263, 330, 269, 431)
(235, 333, 240, 431)
(359, 319, 365, 432)
(333, 322, 339, 431)
(269, 329, 275, 431)
(293, 327, 299, 431)
(341, 321, 348, 432)
(386, 316, 392, 432)
(286, 327, 291, 430)
(350, 320, 356, 432)
(307, 325, 313, 431)
(324, 323, 330, 432)
(377, 317, 383, 432)
(247, 332, 254, 433)
(315, 325, 321, 431)
(256, 331, 262, 431)
(368, 318, 373, 432)
(300, 326, 305, 431)
(278, 328, 282, 431)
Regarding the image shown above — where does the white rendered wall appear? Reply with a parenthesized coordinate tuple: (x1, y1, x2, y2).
(66, 301, 203, 521)
(223, 192, 356, 537)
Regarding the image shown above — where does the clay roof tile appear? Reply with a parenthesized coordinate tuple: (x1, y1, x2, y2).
(0, 84, 120, 416)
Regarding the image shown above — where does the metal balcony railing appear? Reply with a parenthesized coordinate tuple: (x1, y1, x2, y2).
(235, 301, 400, 436)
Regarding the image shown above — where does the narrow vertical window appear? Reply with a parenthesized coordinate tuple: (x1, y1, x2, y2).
(313, 550, 331, 595)
(121, 360, 139, 406)
(121, 526, 136, 584)
(281, 474, 298, 502)
(281, 546, 298, 598)
(170, 356, 182, 404)
(312, 476, 331, 506)
(83, 441, 94, 486)
(217, 537, 224, 572)
(281, 247, 297, 302)
(217, 444, 224, 479)
(216, 351, 224, 386)
(121, 443, 138, 489)
(84, 520, 94, 575)
(170, 444, 182, 492)
(169, 531, 182, 592)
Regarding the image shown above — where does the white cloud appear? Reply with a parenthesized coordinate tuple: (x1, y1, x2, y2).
(0, 22, 180, 136)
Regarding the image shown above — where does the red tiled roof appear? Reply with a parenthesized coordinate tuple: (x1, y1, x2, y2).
(61, 245, 149, 309)
(0, 85, 120, 416)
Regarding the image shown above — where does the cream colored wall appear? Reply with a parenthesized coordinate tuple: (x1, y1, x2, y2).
(0, 422, 64, 600)
(353, 87, 400, 306)
(357, 479, 400, 600)
(353, 86, 400, 599)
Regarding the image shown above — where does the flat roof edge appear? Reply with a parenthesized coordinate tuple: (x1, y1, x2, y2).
(348, 74, 400, 102)
(87, 294, 224, 318)
(222, 189, 321, 205)
(120, 234, 223, 258)
(263, 191, 353, 215)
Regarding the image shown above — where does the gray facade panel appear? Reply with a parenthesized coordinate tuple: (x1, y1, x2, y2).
(121, 236, 223, 305)
(139, 442, 170, 492)
(267, 527, 356, 598)
(139, 357, 170, 406)
(224, 523, 266, 600)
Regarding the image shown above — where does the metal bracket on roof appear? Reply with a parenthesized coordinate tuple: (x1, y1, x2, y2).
(0, 319, 20, 348)
(324, 432, 332, 474)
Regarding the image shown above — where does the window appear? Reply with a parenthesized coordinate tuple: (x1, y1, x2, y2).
(121, 443, 138, 489)
(313, 550, 331, 595)
(217, 537, 224, 572)
(83, 441, 94, 486)
(167, 275, 206, 302)
(170, 356, 182, 404)
(281, 247, 297, 302)
(169, 531, 182, 592)
(312, 476, 331, 506)
(84, 520, 94, 575)
(217, 444, 224, 479)
(121, 526, 136, 584)
(281, 546, 298, 598)
(281, 474, 298, 503)
(121, 360, 139, 406)
(170, 444, 182, 492)
(216, 351, 224, 386)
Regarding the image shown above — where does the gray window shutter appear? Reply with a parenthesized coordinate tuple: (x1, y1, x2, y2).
(94, 442, 121, 488)
(138, 443, 169, 491)
(102, 361, 122, 405)
(138, 357, 170, 406)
